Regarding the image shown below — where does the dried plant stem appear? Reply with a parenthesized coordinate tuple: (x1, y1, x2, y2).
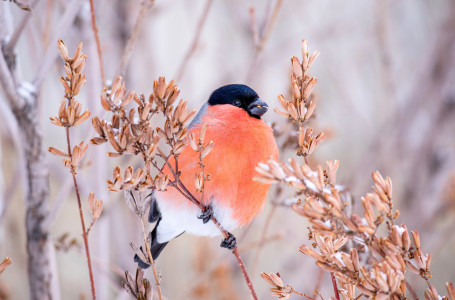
(88, 0, 105, 85)
(290, 288, 315, 300)
(139, 217, 163, 300)
(174, 0, 213, 81)
(256, 0, 283, 52)
(232, 248, 258, 299)
(3, 0, 39, 57)
(246, 0, 283, 81)
(115, 0, 155, 78)
(163, 159, 258, 300)
(406, 281, 419, 300)
(251, 203, 277, 274)
(1, 26, 55, 300)
(33, 0, 83, 88)
(65, 127, 96, 300)
(330, 272, 340, 300)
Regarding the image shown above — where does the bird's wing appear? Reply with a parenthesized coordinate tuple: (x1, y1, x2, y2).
(188, 102, 208, 128)
(148, 193, 161, 223)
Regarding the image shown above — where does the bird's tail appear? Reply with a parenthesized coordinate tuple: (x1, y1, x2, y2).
(134, 218, 168, 269)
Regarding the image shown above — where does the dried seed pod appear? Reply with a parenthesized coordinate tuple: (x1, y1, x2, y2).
(201, 141, 214, 159)
(57, 40, 69, 61)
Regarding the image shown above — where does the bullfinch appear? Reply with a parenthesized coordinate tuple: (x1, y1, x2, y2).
(135, 84, 278, 267)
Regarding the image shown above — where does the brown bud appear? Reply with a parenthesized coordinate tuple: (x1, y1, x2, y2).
(57, 40, 69, 61)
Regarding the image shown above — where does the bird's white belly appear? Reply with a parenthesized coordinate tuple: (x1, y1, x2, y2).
(155, 198, 239, 243)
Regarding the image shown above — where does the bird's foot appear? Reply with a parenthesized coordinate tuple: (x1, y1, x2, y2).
(198, 205, 213, 224)
(220, 232, 237, 250)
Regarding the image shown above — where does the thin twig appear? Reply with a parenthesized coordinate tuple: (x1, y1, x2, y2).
(139, 217, 163, 300)
(174, 0, 213, 81)
(2, 0, 39, 56)
(330, 272, 340, 300)
(290, 287, 315, 300)
(232, 248, 258, 300)
(88, 0, 105, 85)
(256, 0, 283, 52)
(115, 0, 155, 79)
(65, 127, 96, 300)
(33, 0, 84, 89)
(251, 202, 277, 274)
(406, 281, 419, 300)
(160, 156, 259, 299)
(245, 0, 283, 82)
(0, 47, 24, 108)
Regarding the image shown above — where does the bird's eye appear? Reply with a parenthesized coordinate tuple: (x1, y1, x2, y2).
(234, 100, 241, 107)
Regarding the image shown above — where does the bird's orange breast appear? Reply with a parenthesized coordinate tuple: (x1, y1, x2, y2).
(160, 105, 278, 225)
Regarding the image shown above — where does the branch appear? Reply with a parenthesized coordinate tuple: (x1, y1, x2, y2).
(2, 0, 39, 56)
(33, 0, 84, 89)
(0, 47, 23, 108)
(65, 128, 96, 300)
(161, 156, 258, 300)
(174, 0, 213, 81)
(88, 0, 105, 85)
(330, 272, 340, 300)
(245, 0, 283, 82)
(115, 0, 155, 79)
(139, 217, 163, 300)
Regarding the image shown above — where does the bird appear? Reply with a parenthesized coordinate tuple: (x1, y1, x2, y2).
(135, 84, 278, 267)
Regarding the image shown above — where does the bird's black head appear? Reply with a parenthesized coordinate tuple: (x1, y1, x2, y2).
(208, 84, 268, 119)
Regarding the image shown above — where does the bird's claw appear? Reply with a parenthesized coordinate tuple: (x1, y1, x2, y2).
(220, 232, 237, 250)
(198, 205, 213, 224)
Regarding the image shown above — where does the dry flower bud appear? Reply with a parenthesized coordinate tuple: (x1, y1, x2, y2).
(308, 50, 320, 69)
(316, 261, 338, 273)
(195, 172, 204, 192)
(57, 40, 69, 61)
(72, 75, 86, 96)
(189, 133, 198, 151)
(412, 230, 421, 250)
(154, 77, 166, 100)
(273, 107, 290, 118)
(201, 141, 214, 159)
(261, 272, 284, 288)
(301, 40, 309, 69)
(71, 53, 86, 72)
(155, 175, 169, 191)
(291, 56, 303, 78)
(88, 193, 103, 220)
(304, 100, 316, 120)
(48, 146, 68, 157)
(303, 77, 317, 100)
(73, 110, 90, 126)
(60, 77, 71, 95)
(287, 103, 298, 120)
(0, 257, 12, 274)
(72, 42, 83, 61)
(447, 282, 455, 300)
(199, 123, 208, 144)
(424, 285, 440, 300)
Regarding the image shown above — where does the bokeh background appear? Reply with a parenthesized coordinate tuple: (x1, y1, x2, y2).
(1, 0, 455, 299)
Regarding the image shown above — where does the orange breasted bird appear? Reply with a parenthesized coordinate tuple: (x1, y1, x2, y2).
(135, 84, 278, 267)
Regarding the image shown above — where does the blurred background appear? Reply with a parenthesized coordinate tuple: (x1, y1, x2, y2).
(1, 0, 455, 299)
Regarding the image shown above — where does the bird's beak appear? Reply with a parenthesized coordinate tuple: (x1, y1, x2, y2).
(247, 98, 268, 117)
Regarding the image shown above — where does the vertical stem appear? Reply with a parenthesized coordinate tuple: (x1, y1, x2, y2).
(139, 217, 163, 300)
(232, 248, 258, 300)
(163, 159, 258, 299)
(330, 272, 340, 300)
(88, 0, 105, 85)
(65, 127, 96, 300)
(406, 281, 419, 300)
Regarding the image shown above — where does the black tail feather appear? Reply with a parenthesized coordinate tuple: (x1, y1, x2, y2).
(149, 219, 168, 260)
(134, 218, 169, 269)
(148, 196, 160, 223)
